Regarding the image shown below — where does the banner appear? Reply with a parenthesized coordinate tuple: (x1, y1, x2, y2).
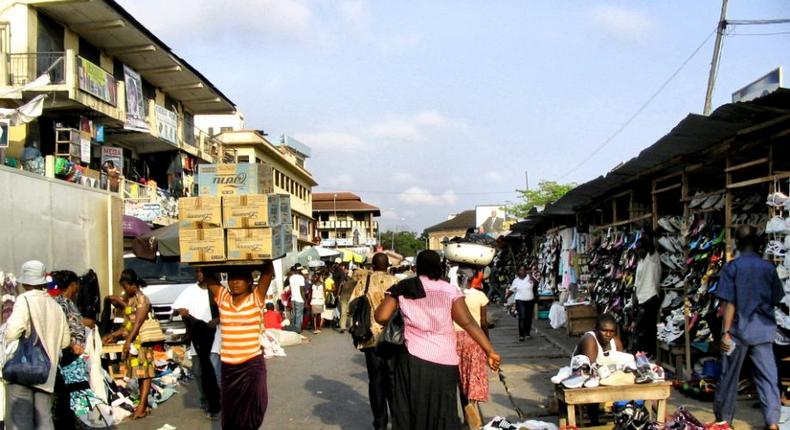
(123, 65, 148, 132)
(78, 58, 117, 105)
(101, 146, 123, 171)
(154, 105, 178, 144)
(475, 205, 514, 236)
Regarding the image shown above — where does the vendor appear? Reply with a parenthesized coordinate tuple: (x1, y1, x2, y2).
(574, 314, 624, 364)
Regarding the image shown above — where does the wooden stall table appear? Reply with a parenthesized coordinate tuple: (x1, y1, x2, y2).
(555, 381, 672, 428)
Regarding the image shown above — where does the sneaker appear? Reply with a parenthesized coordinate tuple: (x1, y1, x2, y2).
(660, 253, 677, 270)
(561, 373, 588, 389)
(657, 217, 675, 233)
(551, 366, 572, 384)
(658, 236, 675, 252)
(599, 370, 635, 386)
(689, 191, 707, 208)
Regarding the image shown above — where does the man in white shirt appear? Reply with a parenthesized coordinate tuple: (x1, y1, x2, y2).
(287, 266, 307, 333)
(633, 234, 661, 357)
(506, 265, 536, 341)
(5, 260, 71, 430)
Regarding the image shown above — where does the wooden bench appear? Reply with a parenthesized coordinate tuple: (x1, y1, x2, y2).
(555, 381, 672, 428)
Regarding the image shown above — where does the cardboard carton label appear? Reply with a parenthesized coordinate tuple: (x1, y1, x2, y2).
(222, 194, 279, 228)
(178, 196, 223, 227)
(179, 228, 225, 262)
(198, 163, 274, 196)
(226, 228, 276, 260)
(277, 194, 292, 224)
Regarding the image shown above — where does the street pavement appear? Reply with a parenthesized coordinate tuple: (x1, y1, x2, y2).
(119, 306, 762, 429)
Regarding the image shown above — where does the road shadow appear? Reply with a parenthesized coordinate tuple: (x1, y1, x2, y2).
(307, 374, 373, 429)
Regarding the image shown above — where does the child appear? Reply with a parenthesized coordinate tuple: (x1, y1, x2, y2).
(263, 302, 283, 330)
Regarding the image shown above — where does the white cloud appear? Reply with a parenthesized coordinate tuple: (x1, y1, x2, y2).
(369, 110, 459, 142)
(294, 131, 367, 152)
(397, 187, 458, 206)
(328, 174, 354, 187)
(486, 171, 505, 183)
(338, 0, 372, 30)
(590, 5, 652, 38)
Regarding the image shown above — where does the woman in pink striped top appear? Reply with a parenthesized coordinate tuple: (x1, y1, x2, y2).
(375, 250, 501, 430)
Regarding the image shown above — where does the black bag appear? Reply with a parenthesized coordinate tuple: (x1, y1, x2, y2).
(3, 298, 52, 386)
(348, 274, 373, 346)
(381, 309, 404, 345)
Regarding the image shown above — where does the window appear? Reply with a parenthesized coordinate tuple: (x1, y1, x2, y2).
(208, 127, 215, 137)
(321, 231, 329, 239)
(237, 155, 250, 163)
(221, 126, 233, 133)
(78, 37, 101, 65)
(354, 213, 366, 222)
(320, 213, 329, 221)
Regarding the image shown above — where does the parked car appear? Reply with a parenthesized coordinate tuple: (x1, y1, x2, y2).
(123, 253, 196, 343)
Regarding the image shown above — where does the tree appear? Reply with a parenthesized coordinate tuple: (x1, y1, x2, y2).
(506, 180, 575, 219)
(379, 230, 426, 257)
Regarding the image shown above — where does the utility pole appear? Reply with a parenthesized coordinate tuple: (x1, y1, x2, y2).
(703, 0, 729, 116)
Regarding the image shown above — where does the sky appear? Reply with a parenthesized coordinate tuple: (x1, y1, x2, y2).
(118, 0, 790, 231)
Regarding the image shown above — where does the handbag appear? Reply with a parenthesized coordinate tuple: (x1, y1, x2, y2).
(138, 312, 165, 344)
(2, 298, 52, 386)
(381, 309, 404, 345)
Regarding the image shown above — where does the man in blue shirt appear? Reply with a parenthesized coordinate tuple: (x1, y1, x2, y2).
(714, 226, 783, 429)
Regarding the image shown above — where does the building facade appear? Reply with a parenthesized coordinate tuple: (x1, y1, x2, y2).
(0, 0, 237, 224)
(423, 210, 477, 250)
(313, 192, 380, 248)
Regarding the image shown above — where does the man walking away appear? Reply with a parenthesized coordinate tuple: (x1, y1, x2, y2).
(337, 269, 356, 333)
(348, 253, 399, 430)
(5, 260, 71, 430)
(714, 226, 783, 429)
(287, 266, 307, 333)
(506, 265, 537, 341)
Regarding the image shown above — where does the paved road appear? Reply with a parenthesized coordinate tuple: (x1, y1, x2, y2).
(121, 329, 375, 430)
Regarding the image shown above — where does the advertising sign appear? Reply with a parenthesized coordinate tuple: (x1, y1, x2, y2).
(155, 105, 178, 144)
(123, 65, 148, 132)
(125, 201, 162, 223)
(732, 67, 783, 103)
(101, 146, 123, 171)
(475, 205, 513, 236)
(77, 58, 117, 105)
(80, 136, 91, 163)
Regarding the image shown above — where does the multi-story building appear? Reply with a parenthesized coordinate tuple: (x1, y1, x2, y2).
(215, 130, 318, 250)
(0, 0, 237, 223)
(313, 192, 380, 248)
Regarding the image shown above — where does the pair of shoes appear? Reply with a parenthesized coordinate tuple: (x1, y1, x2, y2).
(519, 336, 525, 342)
(313, 330, 320, 334)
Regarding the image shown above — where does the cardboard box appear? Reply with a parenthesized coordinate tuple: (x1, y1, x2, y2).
(178, 196, 223, 227)
(226, 228, 279, 260)
(223, 194, 280, 228)
(279, 223, 294, 255)
(198, 163, 274, 196)
(277, 194, 292, 223)
(179, 228, 226, 262)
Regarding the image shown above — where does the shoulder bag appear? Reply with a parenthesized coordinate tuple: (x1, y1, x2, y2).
(138, 311, 165, 344)
(3, 298, 52, 386)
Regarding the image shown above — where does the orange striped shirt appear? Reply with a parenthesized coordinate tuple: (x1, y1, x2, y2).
(216, 288, 263, 364)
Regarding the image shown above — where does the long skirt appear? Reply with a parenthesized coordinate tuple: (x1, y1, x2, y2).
(392, 348, 461, 430)
(221, 354, 268, 430)
(457, 330, 489, 402)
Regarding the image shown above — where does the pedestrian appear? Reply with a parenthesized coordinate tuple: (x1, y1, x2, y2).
(506, 265, 537, 341)
(455, 273, 491, 429)
(375, 250, 501, 430)
(5, 260, 71, 430)
(287, 266, 306, 333)
(50, 270, 88, 429)
(264, 302, 284, 330)
(311, 273, 326, 334)
(199, 263, 274, 430)
(173, 280, 221, 420)
(348, 253, 400, 430)
(337, 271, 357, 333)
(101, 269, 156, 419)
(632, 233, 661, 357)
(714, 226, 782, 429)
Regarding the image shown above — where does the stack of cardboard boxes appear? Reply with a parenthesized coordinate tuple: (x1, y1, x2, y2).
(178, 163, 293, 263)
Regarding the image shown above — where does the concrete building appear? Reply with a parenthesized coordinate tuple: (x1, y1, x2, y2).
(0, 0, 238, 224)
(216, 130, 318, 249)
(313, 192, 380, 248)
(423, 210, 476, 250)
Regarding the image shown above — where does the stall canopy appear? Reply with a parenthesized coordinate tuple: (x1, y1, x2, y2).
(340, 249, 366, 263)
(123, 215, 151, 238)
(297, 246, 341, 266)
(131, 222, 180, 260)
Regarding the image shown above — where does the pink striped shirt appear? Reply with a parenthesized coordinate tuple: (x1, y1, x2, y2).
(398, 276, 464, 366)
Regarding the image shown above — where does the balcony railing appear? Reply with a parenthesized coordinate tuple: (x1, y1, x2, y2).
(7, 52, 66, 86)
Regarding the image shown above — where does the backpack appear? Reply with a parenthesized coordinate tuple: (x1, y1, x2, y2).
(348, 274, 373, 346)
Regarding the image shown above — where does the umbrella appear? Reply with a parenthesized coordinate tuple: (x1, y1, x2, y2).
(123, 215, 151, 238)
(131, 222, 180, 260)
(297, 247, 321, 267)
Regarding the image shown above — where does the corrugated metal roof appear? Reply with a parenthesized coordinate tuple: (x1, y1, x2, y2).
(424, 210, 477, 233)
(543, 88, 790, 216)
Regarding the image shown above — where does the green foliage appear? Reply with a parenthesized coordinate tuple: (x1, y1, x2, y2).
(380, 230, 426, 256)
(506, 180, 575, 219)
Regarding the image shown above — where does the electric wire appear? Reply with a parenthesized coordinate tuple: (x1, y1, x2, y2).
(555, 28, 717, 181)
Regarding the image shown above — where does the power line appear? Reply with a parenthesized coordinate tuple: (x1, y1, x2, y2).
(726, 18, 790, 26)
(727, 31, 790, 36)
(556, 28, 717, 181)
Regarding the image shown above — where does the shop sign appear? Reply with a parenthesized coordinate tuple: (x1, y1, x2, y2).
(155, 105, 178, 145)
(78, 57, 117, 105)
(125, 201, 162, 222)
(80, 136, 91, 163)
(732, 67, 783, 103)
(123, 65, 148, 132)
(101, 146, 123, 171)
(0, 119, 8, 148)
